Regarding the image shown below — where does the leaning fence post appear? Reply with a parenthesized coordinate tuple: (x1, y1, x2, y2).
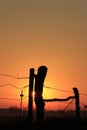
(73, 87, 80, 119)
(34, 66, 48, 128)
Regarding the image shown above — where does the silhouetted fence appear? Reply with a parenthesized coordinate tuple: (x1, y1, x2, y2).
(28, 65, 80, 129)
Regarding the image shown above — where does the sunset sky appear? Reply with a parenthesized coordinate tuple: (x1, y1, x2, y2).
(0, 0, 87, 110)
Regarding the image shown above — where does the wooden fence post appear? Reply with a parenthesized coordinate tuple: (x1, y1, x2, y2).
(73, 87, 80, 119)
(34, 66, 48, 128)
(28, 68, 34, 125)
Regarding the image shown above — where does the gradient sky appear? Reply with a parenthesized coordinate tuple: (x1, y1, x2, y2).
(0, 0, 87, 110)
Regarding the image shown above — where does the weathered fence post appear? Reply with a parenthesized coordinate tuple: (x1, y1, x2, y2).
(28, 68, 34, 126)
(44, 87, 80, 119)
(73, 87, 80, 119)
(34, 66, 48, 128)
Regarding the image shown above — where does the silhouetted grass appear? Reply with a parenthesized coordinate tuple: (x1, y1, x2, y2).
(0, 109, 87, 130)
(0, 116, 87, 130)
(44, 117, 87, 130)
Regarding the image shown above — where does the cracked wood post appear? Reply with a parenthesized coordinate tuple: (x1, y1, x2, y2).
(34, 66, 48, 128)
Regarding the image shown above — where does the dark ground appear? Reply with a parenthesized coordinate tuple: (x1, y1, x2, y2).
(0, 109, 87, 130)
(0, 116, 87, 130)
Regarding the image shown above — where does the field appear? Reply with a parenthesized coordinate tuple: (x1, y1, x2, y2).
(0, 109, 87, 130)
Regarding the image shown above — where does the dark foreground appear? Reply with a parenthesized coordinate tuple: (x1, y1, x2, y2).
(0, 116, 87, 130)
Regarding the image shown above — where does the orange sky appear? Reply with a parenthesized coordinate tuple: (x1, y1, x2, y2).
(0, 0, 87, 111)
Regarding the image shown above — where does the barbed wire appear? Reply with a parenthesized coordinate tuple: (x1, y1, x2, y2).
(0, 84, 28, 89)
(44, 85, 87, 97)
(64, 99, 74, 111)
(44, 85, 73, 93)
(0, 97, 20, 100)
(0, 95, 28, 102)
(0, 74, 29, 79)
(0, 83, 87, 98)
(0, 93, 19, 97)
(0, 73, 87, 110)
(0, 73, 87, 96)
(0, 84, 25, 89)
